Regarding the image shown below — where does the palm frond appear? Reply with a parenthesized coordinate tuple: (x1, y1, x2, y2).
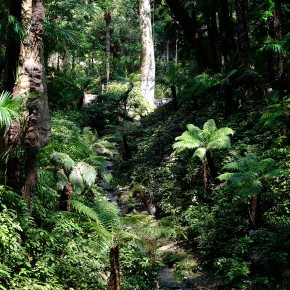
(0, 91, 21, 127)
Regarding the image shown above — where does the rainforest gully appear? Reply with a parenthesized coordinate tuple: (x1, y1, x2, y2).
(0, 0, 289, 289)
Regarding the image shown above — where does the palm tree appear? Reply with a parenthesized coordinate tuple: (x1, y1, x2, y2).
(173, 119, 234, 189)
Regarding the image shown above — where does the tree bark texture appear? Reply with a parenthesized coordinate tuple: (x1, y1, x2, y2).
(249, 194, 261, 230)
(60, 181, 73, 211)
(140, 0, 155, 108)
(104, 11, 111, 89)
(4, 0, 50, 209)
(107, 245, 121, 290)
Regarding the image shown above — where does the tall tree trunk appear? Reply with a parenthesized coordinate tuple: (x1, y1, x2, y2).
(234, 0, 251, 66)
(140, 0, 155, 108)
(107, 245, 121, 290)
(272, 0, 286, 92)
(207, 3, 221, 71)
(217, 0, 236, 70)
(5, 0, 50, 209)
(104, 11, 111, 90)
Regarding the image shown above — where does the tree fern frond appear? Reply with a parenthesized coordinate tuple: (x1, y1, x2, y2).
(51, 152, 75, 171)
(186, 124, 201, 134)
(56, 169, 68, 191)
(218, 172, 236, 181)
(173, 130, 203, 148)
(261, 37, 285, 54)
(95, 200, 121, 232)
(211, 127, 234, 139)
(193, 147, 206, 161)
(69, 166, 84, 193)
(203, 119, 217, 132)
(208, 136, 232, 150)
(122, 214, 153, 226)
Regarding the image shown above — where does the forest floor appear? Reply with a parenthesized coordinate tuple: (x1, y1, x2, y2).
(102, 161, 220, 290)
(115, 180, 218, 290)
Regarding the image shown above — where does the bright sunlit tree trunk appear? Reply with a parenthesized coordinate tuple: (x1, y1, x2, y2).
(139, 0, 155, 108)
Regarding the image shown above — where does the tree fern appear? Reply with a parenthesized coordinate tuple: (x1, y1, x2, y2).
(173, 119, 234, 189)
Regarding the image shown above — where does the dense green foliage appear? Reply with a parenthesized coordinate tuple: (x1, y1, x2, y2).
(0, 0, 290, 289)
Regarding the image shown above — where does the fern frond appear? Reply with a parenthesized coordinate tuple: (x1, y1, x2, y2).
(193, 147, 206, 160)
(70, 200, 112, 240)
(208, 135, 232, 150)
(203, 119, 217, 132)
(0, 91, 21, 127)
(51, 152, 75, 171)
(95, 200, 121, 232)
(56, 169, 68, 191)
(173, 131, 203, 149)
(218, 172, 236, 181)
(211, 127, 234, 139)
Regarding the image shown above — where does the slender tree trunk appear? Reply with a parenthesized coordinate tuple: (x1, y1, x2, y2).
(217, 0, 236, 69)
(206, 150, 217, 180)
(272, 0, 286, 92)
(107, 245, 121, 290)
(234, 0, 251, 66)
(140, 0, 156, 108)
(60, 181, 73, 211)
(104, 11, 111, 90)
(203, 160, 207, 190)
(170, 85, 178, 111)
(207, 3, 221, 72)
(249, 194, 261, 230)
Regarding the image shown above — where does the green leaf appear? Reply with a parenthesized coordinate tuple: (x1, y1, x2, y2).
(193, 147, 206, 160)
(0, 91, 21, 127)
(203, 119, 217, 132)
